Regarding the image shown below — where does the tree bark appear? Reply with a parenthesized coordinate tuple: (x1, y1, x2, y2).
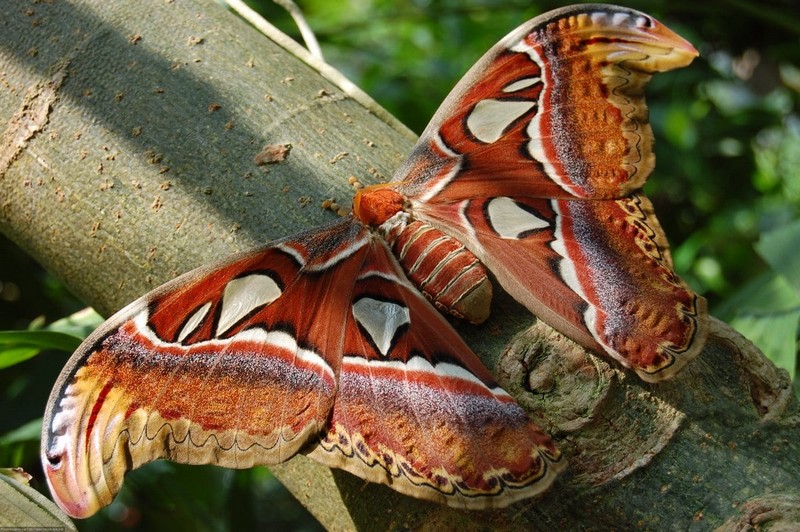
(1, 1, 797, 530)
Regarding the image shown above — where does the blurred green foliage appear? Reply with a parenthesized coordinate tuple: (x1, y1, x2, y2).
(1, 0, 798, 529)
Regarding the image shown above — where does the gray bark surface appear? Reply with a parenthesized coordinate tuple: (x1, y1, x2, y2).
(1, 1, 797, 530)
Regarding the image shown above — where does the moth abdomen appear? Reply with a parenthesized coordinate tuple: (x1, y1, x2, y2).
(383, 218, 492, 324)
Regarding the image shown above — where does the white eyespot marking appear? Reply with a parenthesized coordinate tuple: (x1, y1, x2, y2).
(466, 99, 535, 144)
(612, 12, 631, 26)
(178, 302, 212, 342)
(352, 297, 410, 357)
(216, 274, 282, 336)
(47, 407, 73, 458)
(590, 12, 608, 25)
(487, 197, 549, 239)
(502, 77, 540, 93)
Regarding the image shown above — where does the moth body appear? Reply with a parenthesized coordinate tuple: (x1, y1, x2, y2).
(356, 186, 493, 324)
(382, 214, 492, 324)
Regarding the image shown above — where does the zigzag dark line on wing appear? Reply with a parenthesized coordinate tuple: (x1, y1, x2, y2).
(113, 423, 293, 456)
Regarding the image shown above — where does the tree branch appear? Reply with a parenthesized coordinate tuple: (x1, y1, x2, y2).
(1, 0, 797, 529)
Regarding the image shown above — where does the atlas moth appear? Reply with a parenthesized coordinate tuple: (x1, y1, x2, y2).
(42, 3, 708, 517)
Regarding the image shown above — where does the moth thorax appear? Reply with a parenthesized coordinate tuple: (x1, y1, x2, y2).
(382, 217, 492, 324)
(353, 185, 406, 226)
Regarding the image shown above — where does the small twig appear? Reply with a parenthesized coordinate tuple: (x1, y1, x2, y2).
(271, 0, 324, 61)
(222, 0, 416, 142)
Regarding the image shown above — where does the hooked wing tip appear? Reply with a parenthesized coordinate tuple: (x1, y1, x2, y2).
(40, 367, 118, 519)
(42, 447, 104, 519)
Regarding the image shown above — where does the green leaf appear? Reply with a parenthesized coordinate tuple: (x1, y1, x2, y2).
(730, 308, 800, 379)
(0, 419, 42, 445)
(755, 219, 800, 294)
(717, 270, 800, 318)
(719, 272, 800, 380)
(0, 330, 82, 351)
(0, 420, 43, 470)
(0, 330, 82, 369)
(0, 346, 40, 370)
(47, 307, 104, 339)
(0, 308, 99, 368)
(663, 104, 698, 150)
